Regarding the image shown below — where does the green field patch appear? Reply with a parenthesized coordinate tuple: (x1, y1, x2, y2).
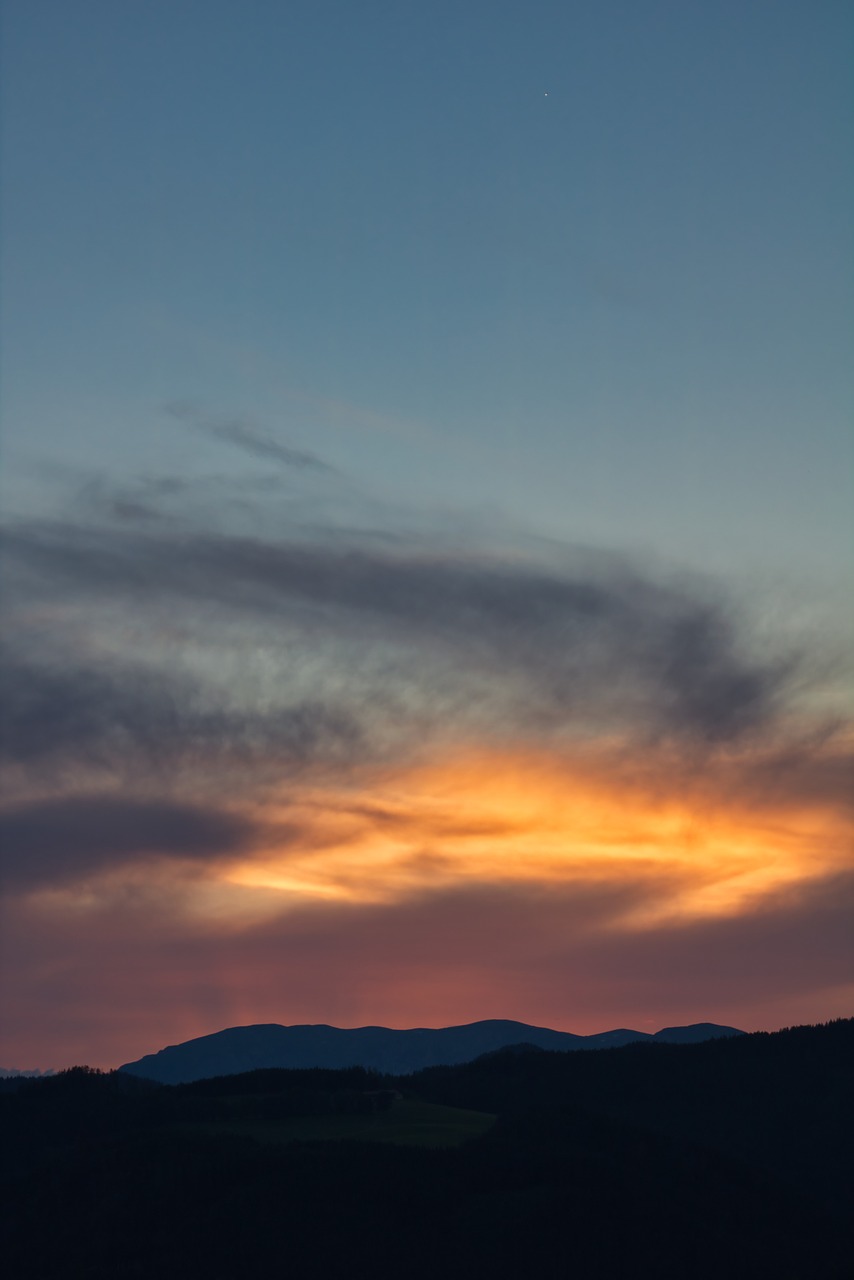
(180, 1097, 495, 1148)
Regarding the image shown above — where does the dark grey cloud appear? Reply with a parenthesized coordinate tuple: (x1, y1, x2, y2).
(0, 644, 363, 779)
(0, 795, 255, 890)
(2, 516, 791, 745)
(164, 402, 332, 472)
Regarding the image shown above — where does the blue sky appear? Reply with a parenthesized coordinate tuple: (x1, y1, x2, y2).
(3, 0, 851, 576)
(1, 2, 852, 1068)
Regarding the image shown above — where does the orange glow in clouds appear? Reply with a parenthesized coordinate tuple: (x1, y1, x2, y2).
(227, 748, 849, 926)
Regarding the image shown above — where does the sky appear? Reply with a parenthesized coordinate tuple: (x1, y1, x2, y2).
(1, 0, 852, 1071)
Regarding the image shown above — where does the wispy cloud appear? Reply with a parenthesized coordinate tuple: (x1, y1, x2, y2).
(164, 402, 333, 472)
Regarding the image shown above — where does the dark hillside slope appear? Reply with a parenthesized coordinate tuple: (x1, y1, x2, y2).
(413, 1017, 854, 1213)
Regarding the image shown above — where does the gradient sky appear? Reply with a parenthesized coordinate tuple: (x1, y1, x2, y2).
(1, 0, 852, 1071)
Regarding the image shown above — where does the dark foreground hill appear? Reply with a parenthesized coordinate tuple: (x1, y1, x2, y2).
(119, 1018, 741, 1082)
(2, 1019, 851, 1280)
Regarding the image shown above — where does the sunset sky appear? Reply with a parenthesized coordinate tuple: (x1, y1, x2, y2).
(1, 0, 852, 1071)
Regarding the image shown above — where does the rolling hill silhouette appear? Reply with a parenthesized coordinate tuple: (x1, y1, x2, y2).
(119, 1018, 741, 1083)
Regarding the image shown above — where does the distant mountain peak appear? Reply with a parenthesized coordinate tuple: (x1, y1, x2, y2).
(119, 1019, 743, 1085)
(0, 1067, 55, 1078)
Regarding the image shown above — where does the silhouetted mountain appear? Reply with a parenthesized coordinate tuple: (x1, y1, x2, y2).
(119, 1018, 742, 1083)
(653, 1021, 737, 1043)
(0, 1067, 54, 1078)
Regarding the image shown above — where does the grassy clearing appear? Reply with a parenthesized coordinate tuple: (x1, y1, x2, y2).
(181, 1097, 495, 1148)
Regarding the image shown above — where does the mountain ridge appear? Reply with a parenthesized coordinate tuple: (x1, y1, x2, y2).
(119, 1018, 743, 1084)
